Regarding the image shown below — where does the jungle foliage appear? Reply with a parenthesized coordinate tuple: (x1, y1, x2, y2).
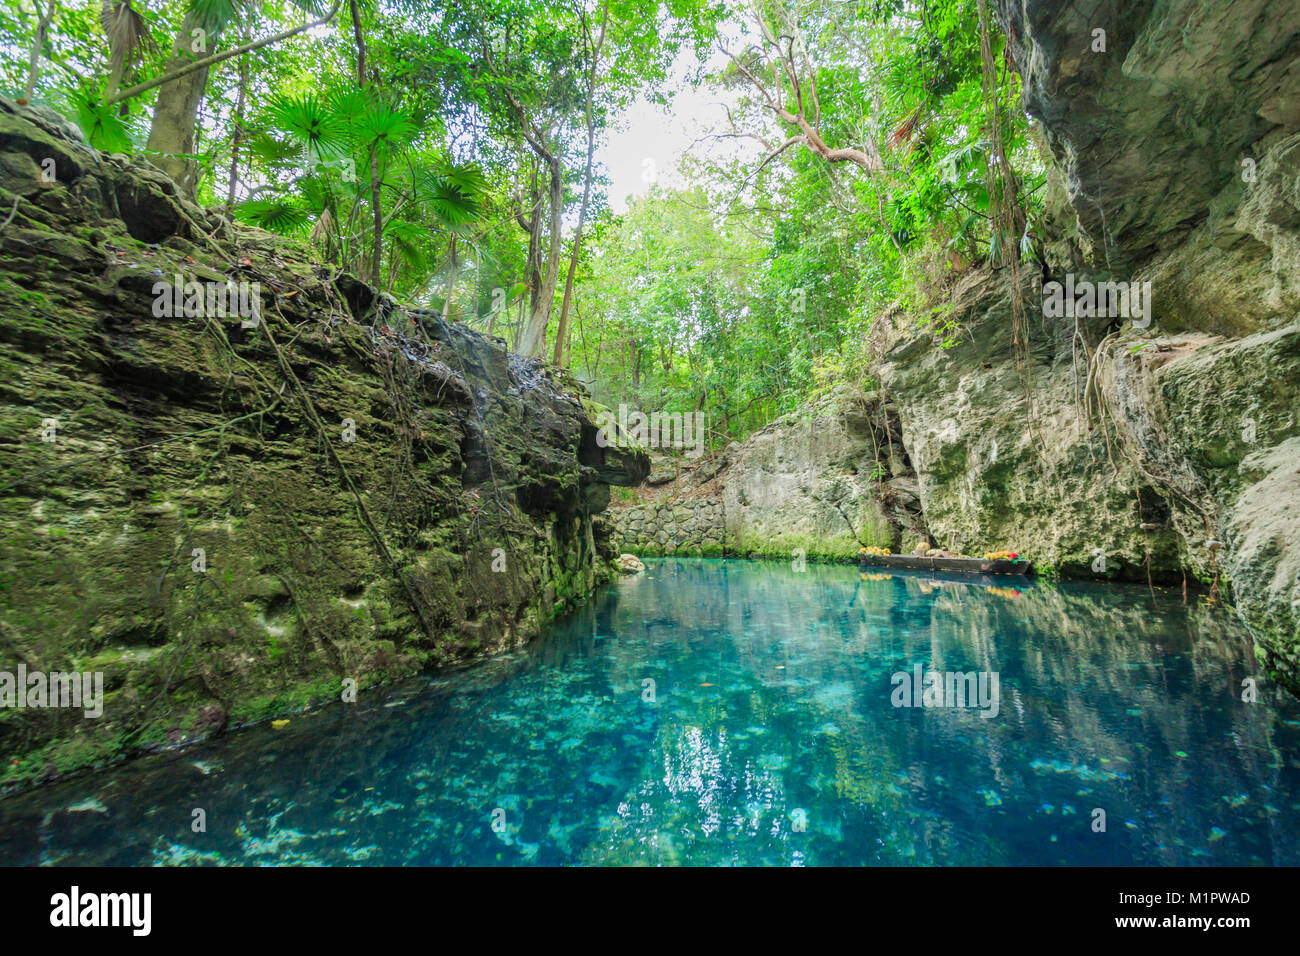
(2, 0, 1039, 446)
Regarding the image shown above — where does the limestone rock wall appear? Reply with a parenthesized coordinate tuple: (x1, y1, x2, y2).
(867, 0, 1300, 691)
(718, 392, 915, 560)
(609, 390, 927, 562)
(0, 101, 647, 788)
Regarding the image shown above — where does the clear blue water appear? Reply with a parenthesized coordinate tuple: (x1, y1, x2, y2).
(3, 558, 1299, 866)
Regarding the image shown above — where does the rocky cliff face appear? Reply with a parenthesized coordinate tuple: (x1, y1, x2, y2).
(609, 390, 928, 561)
(872, 0, 1300, 689)
(712, 390, 933, 560)
(0, 101, 646, 788)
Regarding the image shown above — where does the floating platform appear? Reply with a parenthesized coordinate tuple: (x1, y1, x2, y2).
(858, 554, 1033, 576)
(856, 566, 1026, 589)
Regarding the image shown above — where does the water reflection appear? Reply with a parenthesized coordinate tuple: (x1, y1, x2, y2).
(1, 559, 1297, 866)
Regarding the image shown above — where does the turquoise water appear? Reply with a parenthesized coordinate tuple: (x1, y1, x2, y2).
(2, 558, 1299, 866)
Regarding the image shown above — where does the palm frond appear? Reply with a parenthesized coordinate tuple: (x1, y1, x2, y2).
(101, 1, 155, 91)
(416, 163, 484, 228)
(310, 206, 336, 245)
(264, 92, 348, 159)
(286, 0, 331, 16)
(188, 0, 247, 32)
(299, 175, 334, 209)
(385, 220, 429, 272)
(357, 102, 417, 152)
(243, 130, 301, 165)
(67, 86, 135, 152)
(236, 197, 312, 235)
(328, 88, 371, 126)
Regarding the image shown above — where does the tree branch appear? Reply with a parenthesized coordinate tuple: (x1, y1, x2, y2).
(106, 0, 342, 106)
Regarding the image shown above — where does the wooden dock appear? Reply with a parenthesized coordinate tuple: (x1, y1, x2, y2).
(858, 554, 1033, 575)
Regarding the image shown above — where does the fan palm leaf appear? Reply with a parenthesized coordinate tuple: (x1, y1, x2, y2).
(357, 102, 417, 154)
(265, 92, 348, 160)
(384, 220, 430, 273)
(416, 163, 484, 229)
(236, 197, 312, 235)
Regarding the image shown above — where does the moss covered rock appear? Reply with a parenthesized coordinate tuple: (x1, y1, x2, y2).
(0, 101, 647, 789)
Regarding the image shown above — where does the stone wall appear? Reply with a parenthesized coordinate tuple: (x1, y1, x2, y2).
(719, 390, 921, 560)
(609, 496, 725, 556)
(606, 390, 928, 561)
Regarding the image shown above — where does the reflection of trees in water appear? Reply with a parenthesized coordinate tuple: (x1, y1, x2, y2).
(3, 559, 1297, 865)
(588, 561, 1300, 864)
(896, 574, 1299, 864)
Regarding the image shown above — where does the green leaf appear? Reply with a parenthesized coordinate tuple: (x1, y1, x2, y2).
(265, 93, 347, 159)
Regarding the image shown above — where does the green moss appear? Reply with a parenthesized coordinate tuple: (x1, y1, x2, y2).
(0, 108, 655, 789)
(728, 525, 888, 562)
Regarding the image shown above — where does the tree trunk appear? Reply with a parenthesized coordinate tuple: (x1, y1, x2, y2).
(145, 10, 213, 197)
(518, 156, 563, 358)
(441, 235, 458, 322)
(552, 134, 595, 365)
(575, 299, 595, 379)
(552, 4, 606, 367)
(347, 0, 384, 287)
(224, 54, 247, 216)
(348, 0, 366, 81)
(24, 0, 57, 101)
(369, 149, 383, 286)
(523, 167, 543, 320)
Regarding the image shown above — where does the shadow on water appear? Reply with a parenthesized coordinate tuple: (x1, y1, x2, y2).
(2, 558, 1299, 866)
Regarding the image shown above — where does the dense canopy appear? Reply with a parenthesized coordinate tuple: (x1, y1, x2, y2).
(3, 0, 1039, 444)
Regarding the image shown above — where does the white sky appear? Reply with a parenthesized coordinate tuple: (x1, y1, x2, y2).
(603, 84, 730, 212)
(600, 31, 746, 213)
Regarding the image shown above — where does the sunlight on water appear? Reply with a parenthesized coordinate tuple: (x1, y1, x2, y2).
(3, 558, 1299, 866)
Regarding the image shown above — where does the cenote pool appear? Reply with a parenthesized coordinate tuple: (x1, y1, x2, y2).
(3, 558, 1299, 866)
